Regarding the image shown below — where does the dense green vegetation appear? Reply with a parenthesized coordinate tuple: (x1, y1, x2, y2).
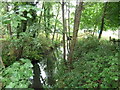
(1, 59, 33, 88)
(55, 37, 119, 88)
(0, 1, 119, 89)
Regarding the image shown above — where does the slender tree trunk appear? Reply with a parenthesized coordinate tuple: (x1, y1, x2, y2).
(7, 24, 12, 36)
(44, 3, 47, 38)
(21, 11, 27, 32)
(39, 3, 44, 24)
(68, 1, 83, 65)
(67, 2, 71, 53)
(44, 3, 51, 38)
(6, 4, 12, 36)
(47, 3, 50, 38)
(65, 2, 69, 55)
(98, 2, 108, 39)
(52, 4, 60, 42)
(46, 54, 55, 86)
(35, 2, 44, 36)
(62, 1, 67, 65)
(93, 25, 97, 36)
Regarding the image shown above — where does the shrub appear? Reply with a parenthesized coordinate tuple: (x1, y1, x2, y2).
(0, 58, 33, 88)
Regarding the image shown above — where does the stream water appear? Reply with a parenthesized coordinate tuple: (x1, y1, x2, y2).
(30, 47, 64, 88)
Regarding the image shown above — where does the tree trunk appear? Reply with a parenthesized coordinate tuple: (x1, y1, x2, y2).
(46, 54, 55, 86)
(21, 10, 27, 32)
(52, 4, 60, 42)
(44, 3, 47, 38)
(68, 1, 83, 65)
(16, 10, 27, 60)
(67, 2, 71, 53)
(7, 24, 12, 36)
(39, 3, 44, 24)
(98, 2, 108, 39)
(44, 3, 51, 39)
(93, 25, 97, 36)
(36, 2, 44, 36)
(62, 1, 67, 65)
(6, 4, 12, 36)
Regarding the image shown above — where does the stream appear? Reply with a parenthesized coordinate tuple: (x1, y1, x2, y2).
(29, 46, 64, 89)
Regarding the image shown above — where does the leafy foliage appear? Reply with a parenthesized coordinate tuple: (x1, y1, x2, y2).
(0, 2, 119, 89)
(2, 32, 54, 66)
(105, 2, 119, 30)
(0, 58, 33, 88)
(54, 37, 119, 88)
(81, 3, 103, 30)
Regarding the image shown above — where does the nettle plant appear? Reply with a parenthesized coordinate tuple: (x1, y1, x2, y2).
(0, 58, 33, 88)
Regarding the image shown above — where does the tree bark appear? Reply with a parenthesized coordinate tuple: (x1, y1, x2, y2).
(98, 2, 108, 39)
(21, 10, 27, 32)
(52, 4, 60, 42)
(46, 55, 55, 86)
(62, 0, 67, 65)
(6, 4, 12, 36)
(93, 25, 97, 36)
(67, 2, 71, 53)
(68, 1, 83, 65)
(44, 3, 48, 38)
(7, 24, 12, 36)
(44, 3, 51, 38)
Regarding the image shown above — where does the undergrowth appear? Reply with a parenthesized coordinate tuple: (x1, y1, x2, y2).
(54, 37, 119, 88)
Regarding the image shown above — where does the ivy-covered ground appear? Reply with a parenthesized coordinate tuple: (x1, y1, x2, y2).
(54, 37, 119, 88)
(0, 59, 33, 88)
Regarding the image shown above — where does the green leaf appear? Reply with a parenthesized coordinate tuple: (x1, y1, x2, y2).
(5, 82, 16, 88)
(27, 13, 32, 18)
(19, 16, 27, 20)
(3, 19, 11, 24)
